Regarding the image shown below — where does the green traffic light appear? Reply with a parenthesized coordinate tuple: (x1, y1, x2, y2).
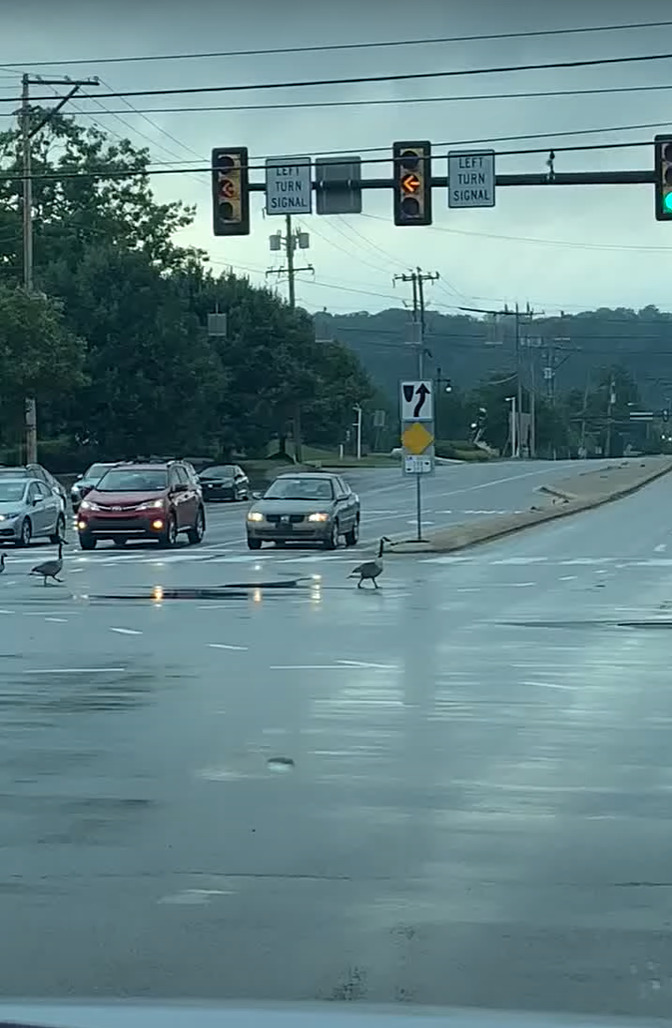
(664, 192, 672, 213)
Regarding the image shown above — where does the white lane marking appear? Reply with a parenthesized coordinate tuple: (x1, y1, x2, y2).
(44, 617, 68, 623)
(208, 643, 248, 651)
(22, 667, 127, 674)
(337, 659, 398, 670)
(109, 627, 142, 636)
(0, 609, 15, 615)
(510, 582, 535, 588)
(523, 680, 580, 692)
(269, 664, 349, 671)
(655, 543, 667, 552)
(559, 575, 577, 581)
(492, 557, 548, 565)
(158, 889, 235, 905)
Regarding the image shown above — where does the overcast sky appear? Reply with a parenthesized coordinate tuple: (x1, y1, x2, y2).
(2, 0, 672, 318)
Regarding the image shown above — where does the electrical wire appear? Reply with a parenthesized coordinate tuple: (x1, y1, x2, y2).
(13, 82, 672, 120)
(4, 50, 672, 104)
(359, 212, 672, 255)
(3, 18, 671, 68)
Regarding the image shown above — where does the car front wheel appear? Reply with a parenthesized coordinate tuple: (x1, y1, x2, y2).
(79, 533, 97, 551)
(159, 514, 178, 548)
(344, 518, 360, 547)
(16, 518, 32, 548)
(247, 536, 262, 550)
(323, 519, 339, 550)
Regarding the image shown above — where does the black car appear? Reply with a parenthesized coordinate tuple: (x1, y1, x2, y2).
(199, 464, 249, 502)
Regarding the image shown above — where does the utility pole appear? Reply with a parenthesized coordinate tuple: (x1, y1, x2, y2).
(393, 268, 439, 378)
(19, 73, 99, 463)
(266, 214, 314, 464)
(606, 376, 617, 458)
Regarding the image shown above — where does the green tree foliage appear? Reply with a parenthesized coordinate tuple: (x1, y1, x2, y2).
(0, 113, 374, 461)
(0, 285, 85, 441)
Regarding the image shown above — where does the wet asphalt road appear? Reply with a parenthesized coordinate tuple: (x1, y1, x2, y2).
(2, 463, 672, 1015)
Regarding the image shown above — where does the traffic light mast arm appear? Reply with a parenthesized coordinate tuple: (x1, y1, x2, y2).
(244, 169, 654, 192)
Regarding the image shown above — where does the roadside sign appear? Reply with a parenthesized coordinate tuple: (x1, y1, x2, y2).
(629, 411, 654, 421)
(265, 156, 312, 215)
(400, 380, 433, 421)
(404, 454, 434, 475)
(402, 421, 434, 455)
(448, 150, 495, 208)
(315, 156, 362, 214)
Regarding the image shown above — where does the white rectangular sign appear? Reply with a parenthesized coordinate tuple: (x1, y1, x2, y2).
(404, 454, 434, 475)
(400, 380, 433, 422)
(448, 150, 495, 208)
(265, 156, 312, 215)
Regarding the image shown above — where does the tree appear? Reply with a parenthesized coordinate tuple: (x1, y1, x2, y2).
(302, 339, 375, 447)
(0, 284, 86, 442)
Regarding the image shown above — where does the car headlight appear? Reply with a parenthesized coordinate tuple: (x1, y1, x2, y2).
(247, 511, 264, 522)
(136, 499, 165, 511)
(307, 512, 330, 522)
(0, 513, 20, 521)
(79, 499, 101, 511)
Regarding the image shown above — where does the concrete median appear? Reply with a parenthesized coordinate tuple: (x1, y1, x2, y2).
(390, 456, 672, 555)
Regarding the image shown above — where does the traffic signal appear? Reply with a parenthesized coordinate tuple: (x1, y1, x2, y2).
(392, 141, 432, 226)
(212, 147, 250, 236)
(654, 134, 672, 221)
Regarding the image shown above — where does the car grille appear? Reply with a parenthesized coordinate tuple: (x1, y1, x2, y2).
(265, 514, 305, 524)
(87, 516, 152, 532)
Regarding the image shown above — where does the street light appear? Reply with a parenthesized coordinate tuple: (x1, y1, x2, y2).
(505, 396, 518, 458)
(353, 404, 363, 460)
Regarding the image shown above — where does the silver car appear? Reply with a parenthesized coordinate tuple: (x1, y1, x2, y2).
(246, 472, 360, 550)
(0, 477, 66, 547)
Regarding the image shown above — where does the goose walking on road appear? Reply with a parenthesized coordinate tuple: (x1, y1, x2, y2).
(349, 537, 390, 589)
(30, 541, 67, 585)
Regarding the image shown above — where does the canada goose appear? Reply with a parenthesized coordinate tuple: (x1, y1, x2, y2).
(349, 537, 390, 589)
(30, 541, 67, 585)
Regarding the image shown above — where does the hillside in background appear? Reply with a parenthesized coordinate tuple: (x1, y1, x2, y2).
(314, 306, 672, 410)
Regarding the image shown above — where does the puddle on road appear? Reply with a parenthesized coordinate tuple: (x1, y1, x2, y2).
(87, 580, 310, 603)
(267, 756, 296, 774)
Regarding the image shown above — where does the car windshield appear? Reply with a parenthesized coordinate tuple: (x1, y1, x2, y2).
(264, 477, 334, 501)
(84, 463, 110, 481)
(201, 465, 234, 479)
(96, 468, 168, 492)
(0, 480, 27, 502)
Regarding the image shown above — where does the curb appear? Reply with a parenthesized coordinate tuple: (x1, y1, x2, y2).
(388, 459, 672, 556)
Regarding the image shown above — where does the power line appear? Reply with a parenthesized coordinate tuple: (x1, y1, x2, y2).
(11, 81, 672, 120)
(4, 50, 672, 104)
(5, 19, 672, 69)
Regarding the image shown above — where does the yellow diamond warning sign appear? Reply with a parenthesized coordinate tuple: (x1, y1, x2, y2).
(402, 421, 434, 455)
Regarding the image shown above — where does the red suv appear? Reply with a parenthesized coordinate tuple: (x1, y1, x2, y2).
(76, 460, 206, 550)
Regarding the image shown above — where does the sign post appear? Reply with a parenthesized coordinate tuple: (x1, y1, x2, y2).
(400, 380, 435, 541)
(265, 157, 312, 215)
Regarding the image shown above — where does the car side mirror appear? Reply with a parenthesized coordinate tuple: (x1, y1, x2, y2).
(32, 497, 41, 506)
(251, 490, 262, 500)
(173, 483, 188, 494)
